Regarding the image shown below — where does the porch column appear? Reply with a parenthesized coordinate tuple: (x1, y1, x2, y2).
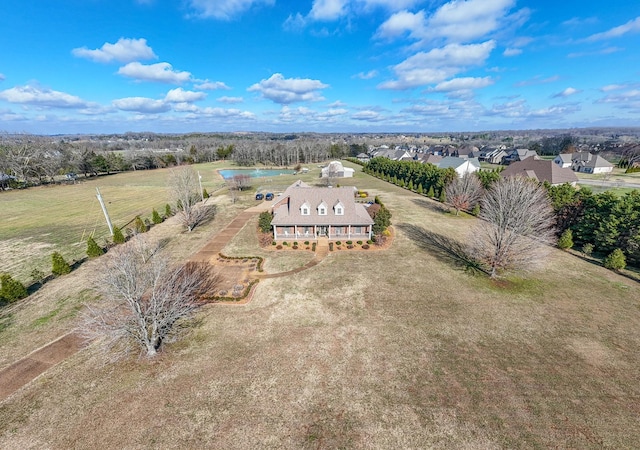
(348, 225, 351, 239)
(368, 226, 372, 239)
(314, 225, 317, 238)
(294, 225, 298, 238)
(273, 226, 277, 240)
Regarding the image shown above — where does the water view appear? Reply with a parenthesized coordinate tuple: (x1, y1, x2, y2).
(218, 168, 295, 179)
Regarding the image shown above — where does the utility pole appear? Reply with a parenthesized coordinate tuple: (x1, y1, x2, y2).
(198, 171, 204, 201)
(96, 187, 114, 236)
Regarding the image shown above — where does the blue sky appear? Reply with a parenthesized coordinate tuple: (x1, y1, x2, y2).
(1, 0, 639, 134)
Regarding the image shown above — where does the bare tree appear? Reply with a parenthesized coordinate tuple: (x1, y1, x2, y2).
(232, 173, 252, 191)
(470, 176, 556, 278)
(168, 166, 213, 232)
(225, 176, 239, 204)
(82, 238, 219, 359)
(445, 173, 483, 215)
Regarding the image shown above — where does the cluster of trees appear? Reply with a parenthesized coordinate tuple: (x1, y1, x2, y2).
(363, 158, 457, 196)
(547, 185, 640, 267)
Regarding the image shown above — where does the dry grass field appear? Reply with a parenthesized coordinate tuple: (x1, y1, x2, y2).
(1, 162, 639, 449)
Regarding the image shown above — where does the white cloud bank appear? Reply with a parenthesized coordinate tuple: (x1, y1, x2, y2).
(117, 62, 192, 84)
(72, 38, 157, 63)
(248, 73, 329, 104)
(188, 0, 275, 20)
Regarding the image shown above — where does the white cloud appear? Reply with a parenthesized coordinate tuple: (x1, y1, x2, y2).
(309, 0, 347, 21)
(217, 96, 244, 104)
(198, 106, 255, 119)
(248, 73, 329, 104)
(0, 84, 92, 108)
(164, 88, 206, 103)
(431, 76, 494, 92)
(194, 80, 231, 90)
(327, 100, 347, 107)
(188, 0, 275, 20)
(553, 87, 581, 98)
(375, 10, 426, 40)
(112, 97, 170, 113)
(380, 40, 496, 90)
(568, 47, 622, 58)
(503, 47, 522, 56)
(0, 73, 5, 81)
(376, 0, 517, 44)
(72, 38, 157, 63)
(351, 110, 384, 121)
(352, 70, 378, 80)
(283, 13, 307, 31)
(586, 16, 640, 42)
(117, 62, 192, 84)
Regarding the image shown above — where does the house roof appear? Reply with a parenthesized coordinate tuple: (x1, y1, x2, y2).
(556, 153, 573, 164)
(271, 181, 374, 226)
(501, 157, 578, 185)
(437, 156, 480, 170)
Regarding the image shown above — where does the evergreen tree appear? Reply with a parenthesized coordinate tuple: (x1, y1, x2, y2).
(604, 249, 626, 271)
(87, 236, 104, 258)
(152, 208, 163, 224)
(164, 203, 172, 218)
(112, 226, 126, 244)
(417, 184, 424, 195)
(408, 179, 414, 191)
(51, 252, 71, 276)
(439, 189, 446, 203)
(0, 273, 28, 303)
(203, 188, 210, 199)
(471, 204, 481, 216)
(134, 216, 146, 234)
(427, 186, 435, 197)
(557, 229, 574, 250)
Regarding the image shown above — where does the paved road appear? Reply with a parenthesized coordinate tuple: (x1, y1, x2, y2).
(577, 178, 640, 189)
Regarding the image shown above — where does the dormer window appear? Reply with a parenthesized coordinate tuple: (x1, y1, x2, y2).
(334, 200, 344, 215)
(300, 201, 310, 216)
(317, 201, 327, 216)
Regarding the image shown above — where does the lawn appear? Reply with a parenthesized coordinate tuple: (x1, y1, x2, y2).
(1, 161, 639, 448)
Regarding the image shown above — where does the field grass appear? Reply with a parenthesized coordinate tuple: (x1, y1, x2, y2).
(0, 162, 249, 283)
(1, 161, 639, 448)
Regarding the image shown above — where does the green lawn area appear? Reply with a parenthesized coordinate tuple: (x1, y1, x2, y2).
(0, 160, 639, 448)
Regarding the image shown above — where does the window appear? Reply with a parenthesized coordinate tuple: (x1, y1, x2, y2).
(301, 207, 309, 215)
(335, 207, 343, 215)
(318, 207, 326, 215)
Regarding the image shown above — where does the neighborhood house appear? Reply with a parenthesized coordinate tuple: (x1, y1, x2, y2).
(271, 180, 374, 240)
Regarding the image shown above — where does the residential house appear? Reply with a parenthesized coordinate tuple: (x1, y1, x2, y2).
(501, 156, 578, 186)
(553, 153, 573, 168)
(271, 180, 374, 241)
(451, 146, 478, 160)
(477, 147, 508, 164)
(356, 152, 370, 163)
(567, 152, 613, 174)
(436, 156, 481, 177)
(503, 148, 538, 164)
(420, 154, 443, 165)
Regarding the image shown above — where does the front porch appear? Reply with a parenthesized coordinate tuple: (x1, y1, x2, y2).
(273, 224, 372, 241)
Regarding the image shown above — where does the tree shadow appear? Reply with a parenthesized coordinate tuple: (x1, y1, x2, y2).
(410, 197, 448, 214)
(398, 223, 488, 275)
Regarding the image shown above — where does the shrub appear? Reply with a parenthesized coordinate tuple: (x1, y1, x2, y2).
(304, 241, 310, 245)
(439, 189, 446, 203)
(30, 268, 45, 284)
(0, 273, 28, 303)
(203, 188, 210, 199)
(362, 244, 370, 250)
(329, 242, 334, 251)
(152, 208, 163, 224)
(283, 241, 288, 246)
(382, 229, 391, 237)
(427, 186, 435, 197)
(604, 249, 626, 271)
(86, 236, 104, 258)
(367, 239, 373, 245)
(165, 203, 172, 218)
(312, 242, 317, 251)
(112, 226, 126, 244)
(346, 240, 353, 245)
(582, 243, 594, 256)
(557, 229, 573, 250)
(134, 216, 146, 234)
(357, 240, 363, 245)
(258, 211, 273, 233)
(336, 241, 342, 246)
(293, 241, 298, 246)
(51, 252, 71, 276)
(272, 241, 277, 246)
(471, 204, 481, 216)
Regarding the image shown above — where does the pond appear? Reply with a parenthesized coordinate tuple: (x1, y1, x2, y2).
(218, 168, 295, 179)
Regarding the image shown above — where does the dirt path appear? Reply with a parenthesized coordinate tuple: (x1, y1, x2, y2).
(0, 332, 86, 402)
